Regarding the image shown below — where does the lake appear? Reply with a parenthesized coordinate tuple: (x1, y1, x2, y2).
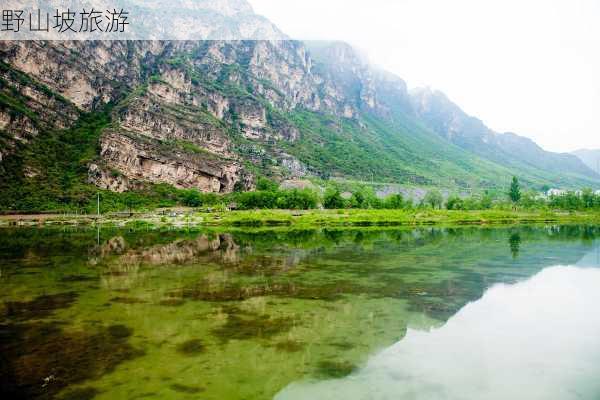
(1, 225, 600, 400)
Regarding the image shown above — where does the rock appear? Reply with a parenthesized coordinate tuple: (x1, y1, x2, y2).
(88, 164, 131, 193)
(97, 132, 251, 193)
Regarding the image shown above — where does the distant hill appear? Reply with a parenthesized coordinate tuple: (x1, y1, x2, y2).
(572, 149, 600, 174)
(409, 88, 600, 187)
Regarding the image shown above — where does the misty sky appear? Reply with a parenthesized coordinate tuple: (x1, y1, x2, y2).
(249, 0, 600, 153)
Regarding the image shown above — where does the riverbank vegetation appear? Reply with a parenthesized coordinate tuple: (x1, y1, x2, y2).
(3, 209, 600, 229)
(2, 171, 600, 216)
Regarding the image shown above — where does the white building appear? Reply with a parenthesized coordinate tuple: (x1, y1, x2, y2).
(547, 188, 566, 197)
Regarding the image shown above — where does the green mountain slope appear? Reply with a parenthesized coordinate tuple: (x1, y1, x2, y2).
(409, 87, 600, 188)
(1, 35, 598, 213)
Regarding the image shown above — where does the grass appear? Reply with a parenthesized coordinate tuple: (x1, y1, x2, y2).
(200, 209, 600, 227)
(2, 209, 600, 229)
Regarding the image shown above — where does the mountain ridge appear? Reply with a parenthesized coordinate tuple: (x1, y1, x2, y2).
(0, 0, 598, 211)
(573, 149, 600, 174)
(408, 87, 598, 181)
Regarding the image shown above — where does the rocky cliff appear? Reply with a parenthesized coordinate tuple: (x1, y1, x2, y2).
(1, 0, 598, 211)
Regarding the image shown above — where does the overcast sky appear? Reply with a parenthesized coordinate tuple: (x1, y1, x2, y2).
(249, 0, 600, 153)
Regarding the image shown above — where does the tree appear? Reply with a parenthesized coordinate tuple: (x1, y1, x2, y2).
(350, 190, 365, 208)
(479, 193, 493, 209)
(323, 188, 345, 209)
(509, 176, 521, 204)
(446, 195, 464, 210)
(582, 188, 594, 209)
(384, 194, 405, 209)
(424, 189, 443, 209)
(256, 177, 279, 192)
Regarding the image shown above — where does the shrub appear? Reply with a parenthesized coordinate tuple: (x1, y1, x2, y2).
(276, 189, 318, 210)
(446, 196, 464, 210)
(235, 191, 278, 209)
(323, 188, 345, 209)
(383, 194, 406, 209)
(256, 177, 279, 192)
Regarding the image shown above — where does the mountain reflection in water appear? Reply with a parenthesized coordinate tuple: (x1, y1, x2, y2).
(1, 226, 600, 400)
(276, 263, 600, 400)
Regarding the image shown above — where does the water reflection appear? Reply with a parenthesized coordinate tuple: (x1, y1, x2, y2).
(1, 225, 600, 400)
(276, 263, 600, 400)
(509, 232, 521, 258)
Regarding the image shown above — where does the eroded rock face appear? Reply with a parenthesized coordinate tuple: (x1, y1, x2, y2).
(88, 164, 133, 193)
(96, 132, 251, 193)
(0, 29, 412, 193)
(118, 90, 234, 157)
(0, 41, 159, 110)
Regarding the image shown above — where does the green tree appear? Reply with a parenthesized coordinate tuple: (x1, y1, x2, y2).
(276, 189, 318, 209)
(509, 176, 521, 204)
(350, 190, 365, 208)
(384, 194, 405, 209)
(424, 189, 443, 209)
(256, 177, 279, 192)
(446, 195, 464, 210)
(582, 188, 595, 209)
(323, 188, 345, 209)
(479, 193, 493, 209)
(181, 189, 202, 207)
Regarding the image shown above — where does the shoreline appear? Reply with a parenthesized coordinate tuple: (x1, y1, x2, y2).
(1, 209, 600, 229)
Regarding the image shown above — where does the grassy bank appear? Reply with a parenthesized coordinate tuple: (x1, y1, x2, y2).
(2, 209, 600, 229)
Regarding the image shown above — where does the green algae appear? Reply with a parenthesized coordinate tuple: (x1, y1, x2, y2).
(0, 321, 143, 399)
(58, 387, 100, 400)
(2, 292, 78, 321)
(0, 225, 599, 399)
(175, 339, 205, 356)
(315, 360, 357, 379)
(211, 307, 297, 343)
(158, 298, 185, 307)
(109, 297, 147, 305)
(274, 340, 305, 353)
(169, 383, 204, 394)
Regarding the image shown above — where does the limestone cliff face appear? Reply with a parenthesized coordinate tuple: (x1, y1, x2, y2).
(1, 37, 374, 192)
(91, 132, 251, 193)
(0, 46, 81, 159)
(3, 0, 596, 195)
(0, 41, 163, 109)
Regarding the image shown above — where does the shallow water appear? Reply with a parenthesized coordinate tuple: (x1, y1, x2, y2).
(1, 225, 599, 399)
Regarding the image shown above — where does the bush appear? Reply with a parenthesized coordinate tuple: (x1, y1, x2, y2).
(256, 177, 279, 192)
(383, 194, 407, 209)
(235, 191, 278, 209)
(180, 189, 220, 207)
(446, 196, 464, 210)
(323, 188, 345, 209)
(276, 189, 318, 210)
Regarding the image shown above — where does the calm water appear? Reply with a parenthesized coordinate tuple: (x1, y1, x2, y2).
(1, 225, 600, 400)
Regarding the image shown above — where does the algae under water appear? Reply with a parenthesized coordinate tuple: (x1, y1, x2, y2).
(1, 225, 599, 399)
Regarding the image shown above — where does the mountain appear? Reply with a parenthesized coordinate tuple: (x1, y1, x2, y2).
(2, 0, 286, 40)
(0, 0, 598, 211)
(409, 88, 599, 186)
(573, 149, 600, 174)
